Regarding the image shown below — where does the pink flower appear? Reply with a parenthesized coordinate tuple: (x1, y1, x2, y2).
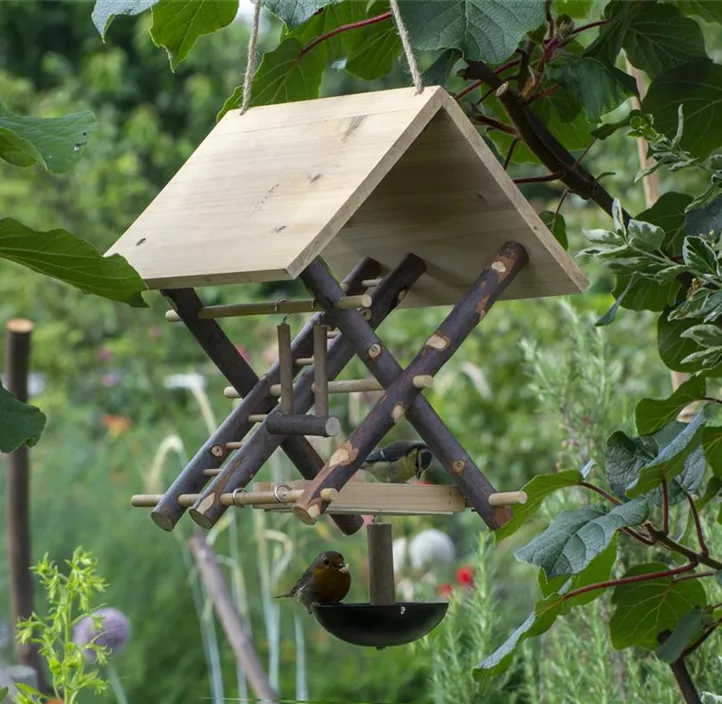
(456, 565, 475, 588)
(96, 347, 113, 362)
(438, 583, 453, 600)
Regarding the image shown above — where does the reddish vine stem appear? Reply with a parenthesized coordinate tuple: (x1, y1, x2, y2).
(580, 481, 622, 505)
(544, 0, 554, 40)
(673, 570, 715, 582)
(662, 479, 670, 535)
(455, 79, 483, 101)
(301, 12, 391, 55)
(564, 562, 697, 601)
(570, 19, 609, 37)
(526, 85, 561, 104)
(470, 114, 518, 136)
(514, 171, 564, 184)
(650, 530, 722, 571)
(686, 493, 709, 555)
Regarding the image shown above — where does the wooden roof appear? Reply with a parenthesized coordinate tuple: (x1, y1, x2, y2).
(106, 86, 587, 307)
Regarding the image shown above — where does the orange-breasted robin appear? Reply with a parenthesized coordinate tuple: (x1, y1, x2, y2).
(275, 550, 351, 613)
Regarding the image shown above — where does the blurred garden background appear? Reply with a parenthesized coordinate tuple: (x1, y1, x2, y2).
(1, 1, 722, 703)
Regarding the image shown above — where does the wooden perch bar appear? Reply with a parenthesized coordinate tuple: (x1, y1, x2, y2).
(165, 294, 372, 322)
(132, 487, 338, 508)
(368, 522, 395, 605)
(265, 414, 341, 437)
(277, 322, 294, 414)
(188, 253, 426, 530)
(188, 535, 279, 703)
(313, 324, 329, 416)
(225, 377, 393, 399)
(294, 243, 528, 530)
(155, 259, 377, 534)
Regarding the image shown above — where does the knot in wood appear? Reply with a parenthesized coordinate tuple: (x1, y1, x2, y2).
(451, 459, 466, 476)
(491, 261, 507, 274)
(210, 445, 225, 458)
(391, 403, 406, 424)
(367, 343, 382, 359)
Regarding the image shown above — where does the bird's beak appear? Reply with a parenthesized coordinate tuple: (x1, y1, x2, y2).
(338, 563, 349, 573)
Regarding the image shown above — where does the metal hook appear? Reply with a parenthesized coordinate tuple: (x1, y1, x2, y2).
(272, 482, 292, 504)
(273, 297, 286, 313)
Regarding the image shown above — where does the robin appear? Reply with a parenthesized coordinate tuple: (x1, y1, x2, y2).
(359, 440, 434, 483)
(275, 550, 351, 613)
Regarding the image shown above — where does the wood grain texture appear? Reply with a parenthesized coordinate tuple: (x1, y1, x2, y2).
(106, 86, 586, 304)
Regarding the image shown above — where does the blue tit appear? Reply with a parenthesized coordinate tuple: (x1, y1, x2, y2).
(360, 441, 434, 483)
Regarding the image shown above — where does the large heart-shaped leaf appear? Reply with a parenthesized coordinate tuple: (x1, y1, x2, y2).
(610, 562, 707, 650)
(515, 500, 649, 580)
(669, 1, 722, 24)
(644, 60, 722, 160)
(402, 0, 546, 65)
(685, 194, 722, 238)
(546, 55, 636, 122)
(635, 376, 706, 435)
(494, 470, 583, 542)
(92, 0, 159, 37)
(623, 3, 706, 78)
(0, 383, 46, 453)
(656, 608, 704, 663)
(150, 0, 239, 70)
(0, 218, 147, 307)
(346, 21, 401, 81)
(263, 0, 340, 27)
(0, 103, 97, 174)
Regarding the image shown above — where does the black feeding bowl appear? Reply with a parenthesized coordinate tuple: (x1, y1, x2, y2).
(312, 602, 448, 648)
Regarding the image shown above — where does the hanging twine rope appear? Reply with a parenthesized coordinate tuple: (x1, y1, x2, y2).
(239, 0, 262, 115)
(388, 0, 423, 94)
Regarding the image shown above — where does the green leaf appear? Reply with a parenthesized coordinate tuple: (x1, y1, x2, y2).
(346, 21, 401, 81)
(682, 324, 722, 348)
(474, 594, 563, 686)
(0, 383, 46, 453)
(685, 194, 722, 238)
(636, 376, 706, 435)
(292, 1, 369, 58)
(597, 275, 638, 326)
(605, 431, 654, 499)
(515, 500, 648, 580)
(539, 210, 568, 250)
(92, 0, 158, 37)
(546, 55, 636, 122)
(0, 686, 7, 702)
(0, 103, 97, 174)
(658, 311, 722, 374)
(0, 218, 147, 307)
(422, 48, 463, 85)
(610, 562, 707, 650)
(263, 0, 339, 27)
(150, 0, 239, 70)
(493, 470, 584, 542)
(592, 109, 643, 140)
(612, 274, 679, 314)
(623, 3, 706, 78)
(554, 0, 596, 18)
(628, 220, 666, 252)
(644, 60, 722, 160)
(627, 410, 707, 497)
(702, 426, 722, 478)
(683, 236, 718, 275)
(402, 0, 546, 64)
(656, 608, 704, 663)
(638, 191, 693, 257)
(584, 0, 646, 65)
(668, 1, 722, 24)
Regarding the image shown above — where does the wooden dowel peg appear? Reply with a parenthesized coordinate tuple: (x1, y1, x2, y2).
(266, 414, 341, 437)
(327, 329, 341, 338)
(412, 375, 434, 389)
(165, 295, 373, 323)
(204, 468, 221, 477)
(487, 491, 527, 507)
(362, 278, 383, 288)
(313, 324, 329, 417)
(278, 321, 294, 414)
(312, 378, 383, 395)
(248, 414, 268, 423)
(367, 522, 395, 605)
(295, 357, 314, 366)
(225, 441, 243, 450)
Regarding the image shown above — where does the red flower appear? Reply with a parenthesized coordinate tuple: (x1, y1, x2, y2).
(456, 565, 475, 588)
(438, 583, 453, 600)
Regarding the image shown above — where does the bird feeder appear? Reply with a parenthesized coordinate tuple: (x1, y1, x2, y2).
(114, 86, 587, 646)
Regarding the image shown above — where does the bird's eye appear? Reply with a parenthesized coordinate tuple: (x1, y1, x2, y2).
(323, 558, 330, 566)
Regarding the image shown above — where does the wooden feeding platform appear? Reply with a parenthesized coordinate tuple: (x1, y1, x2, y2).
(110, 85, 585, 648)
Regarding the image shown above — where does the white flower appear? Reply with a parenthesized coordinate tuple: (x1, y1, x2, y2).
(408, 529, 455, 573)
